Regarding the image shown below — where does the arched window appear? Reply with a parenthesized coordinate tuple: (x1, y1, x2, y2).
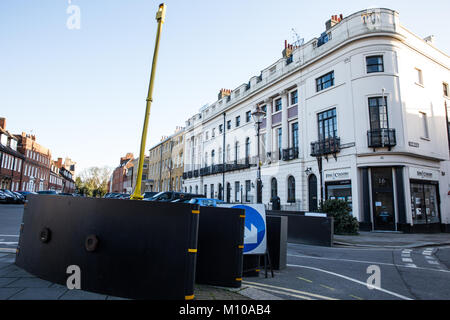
(226, 144, 231, 162)
(189, 186, 192, 193)
(235, 141, 240, 162)
(271, 177, 278, 199)
(204, 152, 208, 167)
(211, 149, 215, 165)
(288, 176, 296, 203)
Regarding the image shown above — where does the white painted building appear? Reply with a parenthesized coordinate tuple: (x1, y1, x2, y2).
(182, 8, 450, 233)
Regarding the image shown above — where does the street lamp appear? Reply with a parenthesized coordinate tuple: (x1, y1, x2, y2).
(251, 105, 266, 203)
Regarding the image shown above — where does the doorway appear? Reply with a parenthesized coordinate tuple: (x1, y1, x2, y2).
(226, 182, 231, 203)
(308, 174, 318, 212)
(371, 167, 395, 230)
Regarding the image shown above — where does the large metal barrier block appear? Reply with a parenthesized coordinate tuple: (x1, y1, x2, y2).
(15, 195, 200, 300)
(195, 206, 245, 288)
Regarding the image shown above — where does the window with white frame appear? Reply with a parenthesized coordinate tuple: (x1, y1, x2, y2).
(419, 111, 429, 139)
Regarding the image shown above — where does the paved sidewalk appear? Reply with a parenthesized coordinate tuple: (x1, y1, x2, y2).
(0, 252, 274, 300)
(334, 231, 450, 248)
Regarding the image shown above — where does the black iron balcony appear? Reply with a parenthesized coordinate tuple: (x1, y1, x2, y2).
(199, 166, 211, 176)
(182, 172, 188, 180)
(193, 169, 199, 178)
(310, 137, 341, 157)
(367, 128, 396, 149)
(187, 171, 193, 179)
(282, 147, 299, 161)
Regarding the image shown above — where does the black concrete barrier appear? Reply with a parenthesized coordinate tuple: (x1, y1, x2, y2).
(195, 206, 245, 288)
(267, 211, 334, 247)
(266, 215, 287, 270)
(15, 195, 200, 300)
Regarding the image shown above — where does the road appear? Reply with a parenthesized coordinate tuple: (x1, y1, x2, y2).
(1, 204, 449, 300)
(0, 204, 22, 252)
(245, 243, 450, 300)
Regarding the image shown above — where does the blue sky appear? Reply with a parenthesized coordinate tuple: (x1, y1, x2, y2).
(1, 0, 449, 173)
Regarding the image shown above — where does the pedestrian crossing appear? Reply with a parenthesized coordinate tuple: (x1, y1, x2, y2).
(399, 248, 447, 271)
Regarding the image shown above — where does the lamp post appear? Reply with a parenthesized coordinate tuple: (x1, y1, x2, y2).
(251, 106, 266, 203)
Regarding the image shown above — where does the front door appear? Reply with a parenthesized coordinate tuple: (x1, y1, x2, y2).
(371, 167, 395, 230)
(226, 183, 231, 203)
(308, 174, 318, 212)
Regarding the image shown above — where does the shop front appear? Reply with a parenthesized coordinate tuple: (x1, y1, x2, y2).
(324, 168, 352, 212)
(408, 167, 442, 232)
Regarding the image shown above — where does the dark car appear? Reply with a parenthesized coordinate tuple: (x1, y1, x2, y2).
(0, 190, 8, 204)
(145, 191, 205, 202)
(17, 191, 38, 200)
(143, 192, 158, 199)
(104, 193, 119, 198)
(37, 190, 58, 195)
(59, 192, 74, 196)
(11, 191, 25, 204)
(0, 189, 21, 204)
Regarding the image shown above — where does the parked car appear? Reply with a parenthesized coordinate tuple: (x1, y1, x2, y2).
(17, 191, 38, 200)
(36, 190, 58, 195)
(187, 198, 224, 207)
(11, 191, 25, 204)
(0, 189, 21, 204)
(143, 192, 158, 199)
(59, 192, 74, 196)
(145, 191, 205, 202)
(0, 191, 8, 204)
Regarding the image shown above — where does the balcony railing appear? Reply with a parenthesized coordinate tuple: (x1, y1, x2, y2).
(310, 137, 341, 157)
(367, 128, 396, 149)
(282, 147, 299, 161)
(197, 158, 257, 178)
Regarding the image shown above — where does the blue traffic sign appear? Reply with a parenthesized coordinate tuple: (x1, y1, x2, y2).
(232, 204, 266, 254)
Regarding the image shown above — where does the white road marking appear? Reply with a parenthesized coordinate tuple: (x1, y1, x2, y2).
(288, 254, 450, 273)
(243, 284, 316, 300)
(402, 258, 413, 263)
(0, 242, 18, 245)
(427, 261, 439, 265)
(405, 264, 417, 268)
(287, 264, 413, 300)
(0, 235, 19, 237)
(243, 280, 337, 300)
(402, 249, 412, 253)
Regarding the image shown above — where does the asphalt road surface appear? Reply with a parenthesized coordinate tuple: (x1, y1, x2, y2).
(245, 242, 450, 300)
(1, 204, 449, 300)
(0, 204, 22, 252)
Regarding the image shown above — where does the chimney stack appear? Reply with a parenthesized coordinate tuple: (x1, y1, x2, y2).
(0, 117, 5, 130)
(218, 88, 232, 100)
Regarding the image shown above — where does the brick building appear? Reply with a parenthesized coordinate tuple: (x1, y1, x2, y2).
(0, 118, 24, 191)
(54, 158, 76, 193)
(15, 132, 52, 192)
(48, 160, 63, 192)
(110, 153, 134, 193)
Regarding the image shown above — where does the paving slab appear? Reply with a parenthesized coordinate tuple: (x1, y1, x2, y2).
(334, 231, 450, 248)
(6, 277, 53, 288)
(9, 287, 67, 300)
(0, 288, 23, 299)
(0, 277, 19, 287)
(59, 289, 108, 300)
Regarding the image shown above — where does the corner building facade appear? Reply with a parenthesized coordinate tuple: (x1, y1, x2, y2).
(182, 8, 450, 232)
